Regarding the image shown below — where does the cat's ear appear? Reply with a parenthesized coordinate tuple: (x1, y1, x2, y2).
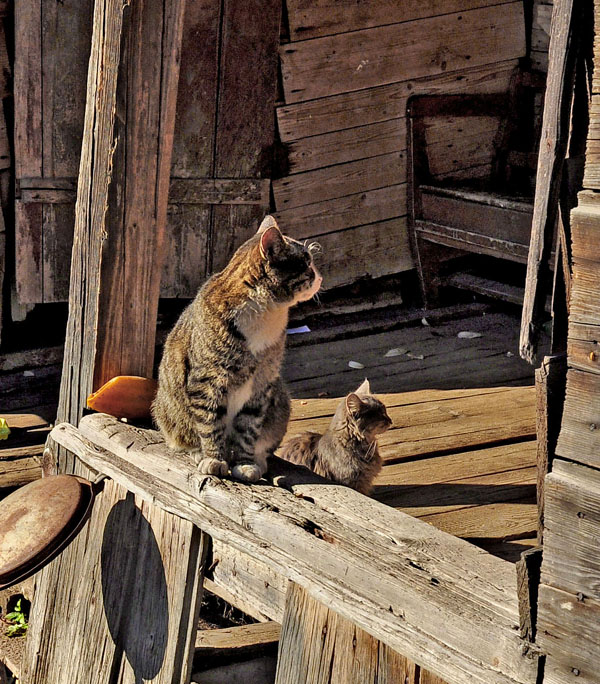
(346, 393, 365, 415)
(257, 215, 280, 234)
(355, 378, 371, 395)
(260, 225, 286, 262)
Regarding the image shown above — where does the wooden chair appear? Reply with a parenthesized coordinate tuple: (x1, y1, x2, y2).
(407, 70, 546, 307)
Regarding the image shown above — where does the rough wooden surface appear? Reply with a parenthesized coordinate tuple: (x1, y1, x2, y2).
(279, 4, 525, 103)
(23, 474, 207, 684)
(52, 416, 539, 684)
(555, 368, 600, 468)
(520, 0, 581, 363)
(275, 583, 418, 684)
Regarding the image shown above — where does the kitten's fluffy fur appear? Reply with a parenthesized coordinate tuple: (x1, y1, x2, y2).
(278, 380, 392, 494)
(152, 216, 322, 483)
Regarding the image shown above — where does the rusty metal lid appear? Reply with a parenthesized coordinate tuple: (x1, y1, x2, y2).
(0, 474, 95, 589)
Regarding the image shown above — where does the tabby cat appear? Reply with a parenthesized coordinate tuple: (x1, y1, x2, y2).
(152, 216, 322, 483)
(278, 379, 392, 495)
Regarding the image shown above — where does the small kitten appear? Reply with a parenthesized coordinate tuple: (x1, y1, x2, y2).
(152, 216, 322, 483)
(278, 379, 392, 494)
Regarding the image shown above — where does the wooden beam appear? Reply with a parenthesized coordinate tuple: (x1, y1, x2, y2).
(51, 0, 186, 474)
(52, 416, 540, 684)
(519, 0, 583, 363)
(534, 354, 567, 543)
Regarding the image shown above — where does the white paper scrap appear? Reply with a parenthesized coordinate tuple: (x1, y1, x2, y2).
(457, 331, 482, 339)
(348, 361, 365, 369)
(287, 325, 311, 335)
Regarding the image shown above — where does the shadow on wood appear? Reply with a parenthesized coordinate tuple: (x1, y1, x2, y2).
(101, 494, 169, 683)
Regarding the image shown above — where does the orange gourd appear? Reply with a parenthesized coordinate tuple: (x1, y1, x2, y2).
(87, 376, 158, 420)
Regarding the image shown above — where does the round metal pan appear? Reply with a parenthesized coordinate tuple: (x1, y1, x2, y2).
(0, 474, 104, 590)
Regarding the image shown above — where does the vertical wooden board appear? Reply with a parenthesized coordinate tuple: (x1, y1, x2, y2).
(14, 0, 43, 179)
(15, 201, 43, 303)
(377, 643, 419, 684)
(42, 202, 76, 302)
(171, 0, 220, 179)
(279, 3, 526, 103)
(169, 0, 222, 290)
(275, 583, 415, 684)
(94, 0, 186, 386)
(24, 474, 206, 684)
(162, 205, 211, 298)
(41, 0, 94, 178)
(211, 0, 281, 271)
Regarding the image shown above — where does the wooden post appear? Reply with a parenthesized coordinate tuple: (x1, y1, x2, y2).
(535, 353, 567, 543)
(53, 0, 186, 474)
(22, 2, 210, 683)
(519, 0, 583, 364)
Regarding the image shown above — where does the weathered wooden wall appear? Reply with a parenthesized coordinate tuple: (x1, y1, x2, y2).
(14, 0, 279, 304)
(273, 0, 527, 288)
(535, 3, 600, 681)
(12, 0, 529, 304)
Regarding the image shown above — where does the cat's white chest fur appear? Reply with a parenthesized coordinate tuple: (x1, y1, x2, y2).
(226, 377, 254, 434)
(238, 305, 288, 355)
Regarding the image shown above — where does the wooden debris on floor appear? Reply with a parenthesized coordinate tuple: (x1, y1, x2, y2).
(283, 310, 539, 398)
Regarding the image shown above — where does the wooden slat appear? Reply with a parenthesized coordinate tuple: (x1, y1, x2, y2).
(556, 369, 600, 469)
(567, 321, 600, 374)
(42, 203, 75, 302)
(308, 217, 412, 290)
(210, 0, 281, 274)
(195, 621, 280, 658)
(584, 94, 600, 187)
(286, 119, 406, 175)
(279, 4, 525, 103)
(416, 221, 530, 262)
(275, 583, 418, 684)
(15, 200, 43, 303)
(273, 152, 406, 211)
(275, 184, 407, 238)
(168, 178, 270, 205)
(537, 585, 599, 684)
(420, 192, 533, 246)
(570, 191, 600, 261)
(541, 460, 600, 598)
(14, 0, 43, 178)
(53, 417, 539, 684)
(520, 0, 581, 363)
(277, 60, 517, 142)
(285, 0, 512, 41)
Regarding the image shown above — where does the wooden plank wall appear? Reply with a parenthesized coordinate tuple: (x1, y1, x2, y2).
(273, 1, 527, 289)
(531, 0, 554, 72)
(13, 0, 278, 304)
(535, 4, 600, 680)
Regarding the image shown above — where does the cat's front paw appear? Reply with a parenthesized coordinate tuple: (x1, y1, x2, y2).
(196, 456, 229, 477)
(231, 462, 263, 483)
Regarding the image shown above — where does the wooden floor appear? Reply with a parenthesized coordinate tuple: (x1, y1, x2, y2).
(283, 307, 539, 561)
(1, 306, 538, 564)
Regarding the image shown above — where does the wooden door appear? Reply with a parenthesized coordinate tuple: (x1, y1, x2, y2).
(15, 0, 280, 304)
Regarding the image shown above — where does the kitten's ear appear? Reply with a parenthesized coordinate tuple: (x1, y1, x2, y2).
(260, 225, 286, 262)
(355, 378, 371, 395)
(346, 393, 365, 415)
(257, 215, 280, 234)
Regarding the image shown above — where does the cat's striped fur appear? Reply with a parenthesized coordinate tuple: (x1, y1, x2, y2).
(278, 380, 392, 494)
(152, 216, 322, 483)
